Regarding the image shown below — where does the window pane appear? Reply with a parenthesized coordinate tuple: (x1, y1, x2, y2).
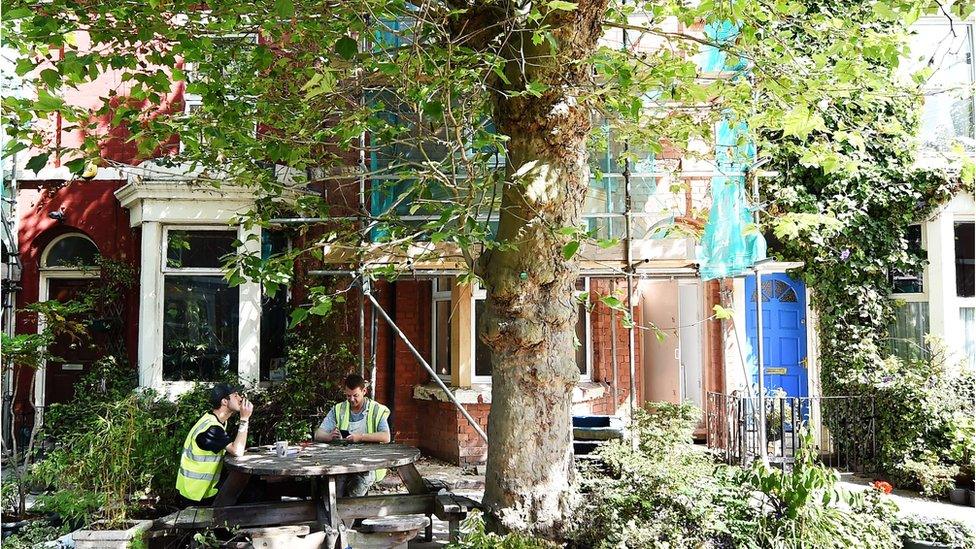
(474, 300, 491, 377)
(961, 307, 975, 369)
(260, 231, 290, 381)
(908, 25, 975, 152)
(892, 225, 925, 293)
(167, 230, 236, 269)
(435, 300, 451, 377)
(576, 301, 588, 376)
(163, 276, 239, 381)
(889, 301, 929, 360)
(955, 222, 974, 297)
(45, 235, 99, 267)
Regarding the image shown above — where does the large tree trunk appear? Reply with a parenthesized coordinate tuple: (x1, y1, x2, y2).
(479, 4, 606, 535)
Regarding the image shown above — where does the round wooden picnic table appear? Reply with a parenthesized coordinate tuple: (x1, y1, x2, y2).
(215, 442, 425, 549)
(224, 442, 421, 476)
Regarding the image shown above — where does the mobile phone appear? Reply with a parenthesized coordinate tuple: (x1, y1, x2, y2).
(339, 429, 351, 439)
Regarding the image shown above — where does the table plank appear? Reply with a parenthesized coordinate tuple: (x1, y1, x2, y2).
(214, 470, 251, 507)
(336, 493, 436, 520)
(224, 443, 420, 476)
(212, 501, 318, 529)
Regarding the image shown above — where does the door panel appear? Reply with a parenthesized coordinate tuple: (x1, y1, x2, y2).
(744, 274, 808, 398)
(45, 279, 99, 406)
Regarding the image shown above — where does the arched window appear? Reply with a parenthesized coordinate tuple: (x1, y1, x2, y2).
(41, 234, 99, 269)
(751, 279, 798, 303)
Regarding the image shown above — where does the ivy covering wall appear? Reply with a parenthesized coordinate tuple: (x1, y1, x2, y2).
(754, 2, 973, 489)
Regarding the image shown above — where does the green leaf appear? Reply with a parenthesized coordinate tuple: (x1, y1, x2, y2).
(36, 89, 64, 112)
(713, 304, 734, 320)
(5, 7, 32, 19)
(781, 106, 826, 139)
(600, 295, 624, 310)
(335, 36, 358, 60)
(525, 81, 548, 97)
(64, 158, 87, 175)
(40, 69, 61, 89)
(309, 298, 333, 316)
(562, 240, 580, 260)
(288, 308, 309, 329)
(26, 154, 50, 174)
(2, 141, 27, 158)
(547, 0, 578, 10)
(422, 100, 443, 118)
(274, 0, 295, 18)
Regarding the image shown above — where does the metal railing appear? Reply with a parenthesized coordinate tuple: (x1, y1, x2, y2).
(705, 392, 876, 473)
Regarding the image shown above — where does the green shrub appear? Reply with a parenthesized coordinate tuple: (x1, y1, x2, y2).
(247, 335, 354, 445)
(32, 370, 217, 525)
(449, 512, 557, 549)
(1, 519, 71, 549)
(871, 347, 975, 492)
(892, 515, 973, 548)
(574, 402, 755, 548)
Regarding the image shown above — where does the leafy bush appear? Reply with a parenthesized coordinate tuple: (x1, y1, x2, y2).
(892, 515, 973, 548)
(574, 402, 754, 548)
(871, 347, 975, 492)
(741, 430, 899, 549)
(247, 335, 354, 445)
(33, 366, 217, 525)
(576, 404, 912, 549)
(449, 512, 557, 549)
(1, 519, 71, 549)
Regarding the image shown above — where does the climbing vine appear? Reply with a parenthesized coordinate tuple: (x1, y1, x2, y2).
(755, 1, 972, 487)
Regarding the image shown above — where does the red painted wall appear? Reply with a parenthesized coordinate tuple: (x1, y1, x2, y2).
(13, 180, 140, 418)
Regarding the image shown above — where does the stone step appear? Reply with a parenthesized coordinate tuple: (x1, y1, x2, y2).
(573, 426, 625, 441)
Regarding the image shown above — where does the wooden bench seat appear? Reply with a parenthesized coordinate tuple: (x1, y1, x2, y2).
(351, 515, 430, 549)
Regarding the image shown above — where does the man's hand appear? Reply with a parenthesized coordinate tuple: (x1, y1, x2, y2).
(240, 397, 253, 420)
(331, 428, 341, 440)
(348, 433, 362, 442)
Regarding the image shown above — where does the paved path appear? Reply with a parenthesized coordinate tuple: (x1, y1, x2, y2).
(373, 457, 485, 547)
(839, 473, 976, 529)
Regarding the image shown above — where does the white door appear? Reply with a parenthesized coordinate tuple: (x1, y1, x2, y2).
(679, 283, 704, 407)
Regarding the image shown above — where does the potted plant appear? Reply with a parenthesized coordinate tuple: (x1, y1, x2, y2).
(947, 482, 967, 505)
(894, 515, 973, 549)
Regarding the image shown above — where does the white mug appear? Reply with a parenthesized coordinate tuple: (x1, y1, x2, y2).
(274, 440, 288, 457)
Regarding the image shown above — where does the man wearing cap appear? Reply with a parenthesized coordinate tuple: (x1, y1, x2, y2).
(176, 383, 254, 505)
(313, 374, 391, 496)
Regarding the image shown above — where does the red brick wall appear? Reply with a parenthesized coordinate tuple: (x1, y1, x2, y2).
(587, 278, 642, 414)
(416, 400, 490, 465)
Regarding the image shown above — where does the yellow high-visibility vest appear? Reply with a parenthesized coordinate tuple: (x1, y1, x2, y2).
(176, 413, 226, 501)
(334, 399, 391, 482)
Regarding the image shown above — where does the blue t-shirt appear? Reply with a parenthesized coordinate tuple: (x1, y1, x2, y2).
(319, 398, 390, 434)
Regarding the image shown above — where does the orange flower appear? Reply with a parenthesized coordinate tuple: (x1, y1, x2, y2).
(871, 480, 893, 494)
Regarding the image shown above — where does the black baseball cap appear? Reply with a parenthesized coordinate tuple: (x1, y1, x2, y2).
(210, 383, 244, 409)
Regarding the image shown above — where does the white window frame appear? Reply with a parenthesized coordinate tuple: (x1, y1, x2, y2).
(40, 233, 100, 271)
(160, 225, 244, 383)
(162, 225, 238, 275)
(954, 216, 975, 307)
(432, 277, 592, 384)
(892, 223, 929, 304)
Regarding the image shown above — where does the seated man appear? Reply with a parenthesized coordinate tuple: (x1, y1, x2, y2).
(176, 383, 254, 506)
(314, 374, 391, 496)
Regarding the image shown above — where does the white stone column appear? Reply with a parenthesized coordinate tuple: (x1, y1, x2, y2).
(925, 210, 955, 343)
(237, 225, 262, 384)
(138, 221, 164, 388)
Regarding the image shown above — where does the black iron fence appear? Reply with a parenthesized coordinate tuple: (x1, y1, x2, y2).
(705, 392, 876, 473)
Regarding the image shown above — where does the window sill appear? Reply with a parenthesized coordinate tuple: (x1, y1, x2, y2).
(412, 380, 608, 405)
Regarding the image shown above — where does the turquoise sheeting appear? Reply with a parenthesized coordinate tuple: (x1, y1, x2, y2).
(697, 23, 767, 280)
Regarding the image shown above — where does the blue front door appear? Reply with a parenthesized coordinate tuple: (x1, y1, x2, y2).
(745, 273, 808, 398)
